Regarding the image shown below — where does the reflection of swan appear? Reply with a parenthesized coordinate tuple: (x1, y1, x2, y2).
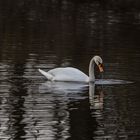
(39, 81, 88, 94)
(89, 84, 104, 110)
(39, 82, 104, 109)
(38, 56, 103, 83)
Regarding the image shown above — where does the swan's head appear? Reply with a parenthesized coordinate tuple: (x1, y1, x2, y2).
(93, 56, 104, 72)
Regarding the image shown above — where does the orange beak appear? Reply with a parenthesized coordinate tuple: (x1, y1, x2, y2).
(98, 64, 104, 72)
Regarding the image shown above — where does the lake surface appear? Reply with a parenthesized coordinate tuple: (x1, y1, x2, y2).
(0, 1, 140, 140)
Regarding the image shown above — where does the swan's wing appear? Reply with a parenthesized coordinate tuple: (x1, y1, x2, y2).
(48, 67, 89, 82)
(38, 69, 53, 80)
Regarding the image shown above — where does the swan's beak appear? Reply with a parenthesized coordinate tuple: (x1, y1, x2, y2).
(98, 64, 104, 72)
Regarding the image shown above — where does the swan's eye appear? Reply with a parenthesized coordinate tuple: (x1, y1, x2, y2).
(99, 63, 103, 67)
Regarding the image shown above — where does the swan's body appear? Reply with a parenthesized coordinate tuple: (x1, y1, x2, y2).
(39, 56, 103, 83)
(39, 67, 89, 82)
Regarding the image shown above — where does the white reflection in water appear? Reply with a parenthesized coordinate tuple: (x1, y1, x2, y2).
(89, 84, 104, 110)
(39, 81, 88, 94)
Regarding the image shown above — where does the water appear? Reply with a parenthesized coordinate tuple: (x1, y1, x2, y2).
(0, 1, 140, 140)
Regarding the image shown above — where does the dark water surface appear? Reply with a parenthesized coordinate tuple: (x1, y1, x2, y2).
(0, 1, 140, 140)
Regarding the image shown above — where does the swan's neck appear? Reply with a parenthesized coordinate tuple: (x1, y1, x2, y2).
(89, 58, 95, 82)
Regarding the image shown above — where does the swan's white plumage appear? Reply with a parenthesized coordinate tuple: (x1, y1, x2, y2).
(39, 67, 89, 82)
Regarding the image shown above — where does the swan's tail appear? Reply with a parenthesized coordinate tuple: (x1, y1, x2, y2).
(38, 69, 53, 80)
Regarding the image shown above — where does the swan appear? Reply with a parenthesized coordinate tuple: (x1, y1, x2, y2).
(38, 55, 103, 83)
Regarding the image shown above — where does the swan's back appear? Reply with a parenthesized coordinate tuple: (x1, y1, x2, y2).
(48, 67, 89, 82)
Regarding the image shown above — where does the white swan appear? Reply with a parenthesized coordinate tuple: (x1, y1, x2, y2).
(38, 55, 103, 83)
